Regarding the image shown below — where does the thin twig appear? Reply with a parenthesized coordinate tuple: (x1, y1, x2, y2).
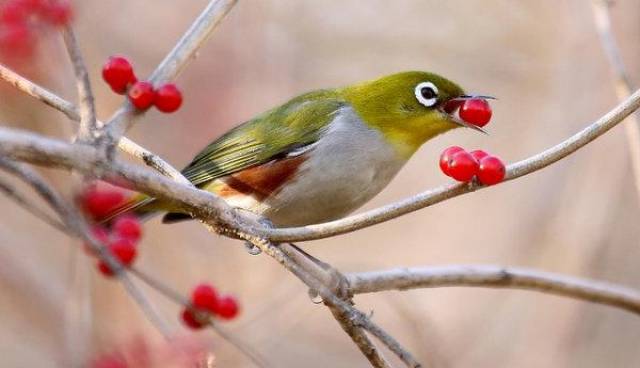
(61, 28, 98, 143)
(0, 63, 78, 120)
(105, 0, 238, 142)
(0, 177, 67, 231)
(590, 0, 640, 200)
(346, 265, 640, 316)
(327, 305, 392, 368)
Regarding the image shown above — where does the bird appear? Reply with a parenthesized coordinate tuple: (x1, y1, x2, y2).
(103, 71, 488, 227)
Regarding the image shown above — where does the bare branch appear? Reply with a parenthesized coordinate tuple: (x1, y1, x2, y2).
(278, 245, 393, 367)
(590, 0, 640, 200)
(327, 306, 392, 368)
(346, 265, 640, 315)
(0, 177, 67, 231)
(248, 238, 420, 367)
(116, 138, 191, 185)
(105, 0, 238, 142)
(61, 27, 97, 143)
(262, 88, 640, 242)
(0, 63, 78, 120)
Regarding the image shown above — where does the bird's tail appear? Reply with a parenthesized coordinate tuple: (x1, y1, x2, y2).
(97, 194, 161, 225)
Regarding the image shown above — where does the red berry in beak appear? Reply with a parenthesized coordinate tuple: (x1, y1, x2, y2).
(447, 151, 479, 182)
(439, 146, 465, 177)
(459, 99, 492, 127)
(477, 156, 506, 185)
(442, 99, 463, 114)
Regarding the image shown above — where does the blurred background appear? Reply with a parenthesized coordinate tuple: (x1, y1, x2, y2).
(1, 0, 640, 366)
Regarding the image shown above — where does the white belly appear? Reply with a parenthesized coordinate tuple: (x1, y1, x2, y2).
(224, 106, 406, 226)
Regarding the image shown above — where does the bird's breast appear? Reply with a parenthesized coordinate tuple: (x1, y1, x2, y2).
(258, 106, 407, 226)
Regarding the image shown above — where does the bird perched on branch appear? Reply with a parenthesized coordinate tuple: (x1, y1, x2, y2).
(103, 71, 489, 227)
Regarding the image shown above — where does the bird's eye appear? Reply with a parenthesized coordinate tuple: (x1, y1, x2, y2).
(414, 82, 439, 107)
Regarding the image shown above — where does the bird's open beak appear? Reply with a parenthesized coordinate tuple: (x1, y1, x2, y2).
(440, 94, 496, 134)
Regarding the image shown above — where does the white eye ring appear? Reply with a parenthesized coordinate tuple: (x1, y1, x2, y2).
(414, 82, 439, 107)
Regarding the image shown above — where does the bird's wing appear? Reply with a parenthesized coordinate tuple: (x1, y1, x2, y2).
(181, 91, 345, 187)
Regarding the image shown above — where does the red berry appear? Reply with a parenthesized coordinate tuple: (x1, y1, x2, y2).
(154, 83, 183, 113)
(80, 186, 125, 220)
(0, 1, 30, 24)
(112, 215, 142, 242)
(477, 156, 506, 186)
(128, 81, 156, 110)
(469, 149, 489, 162)
(41, 0, 73, 26)
(102, 56, 135, 94)
(447, 151, 479, 182)
(459, 99, 492, 127)
(439, 146, 465, 177)
(214, 295, 239, 320)
(190, 283, 218, 313)
(97, 238, 137, 277)
(0, 22, 35, 59)
(181, 309, 206, 329)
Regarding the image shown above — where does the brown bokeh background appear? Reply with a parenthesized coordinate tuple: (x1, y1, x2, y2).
(2, 1, 640, 367)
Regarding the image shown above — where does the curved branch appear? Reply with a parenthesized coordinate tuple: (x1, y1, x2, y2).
(262, 88, 640, 242)
(346, 265, 640, 315)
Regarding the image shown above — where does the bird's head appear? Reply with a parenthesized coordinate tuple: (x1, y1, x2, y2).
(342, 71, 489, 158)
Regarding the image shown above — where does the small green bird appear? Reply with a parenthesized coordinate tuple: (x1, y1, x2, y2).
(106, 71, 487, 227)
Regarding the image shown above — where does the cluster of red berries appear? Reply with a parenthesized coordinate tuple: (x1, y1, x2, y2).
(102, 55, 183, 113)
(0, 0, 72, 60)
(181, 283, 240, 328)
(439, 146, 506, 185)
(78, 185, 241, 328)
(79, 185, 142, 277)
